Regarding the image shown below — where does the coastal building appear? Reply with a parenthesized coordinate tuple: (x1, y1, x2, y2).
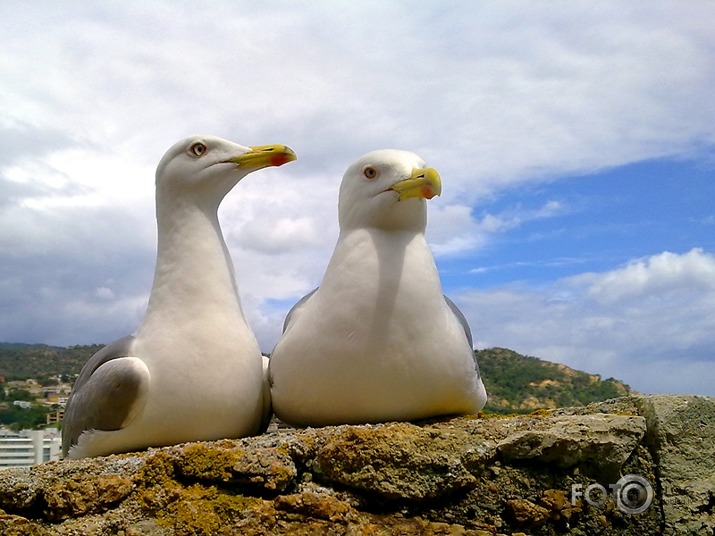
(0, 428, 61, 469)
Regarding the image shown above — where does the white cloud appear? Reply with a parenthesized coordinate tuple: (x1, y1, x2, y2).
(458, 249, 715, 395)
(4, 2, 714, 194)
(428, 199, 567, 256)
(571, 248, 715, 303)
(94, 286, 115, 300)
(427, 204, 486, 255)
(237, 216, 323, 255)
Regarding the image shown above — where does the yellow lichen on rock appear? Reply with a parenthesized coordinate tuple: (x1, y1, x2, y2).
(155, 484, 262, 535)
(175, 443, 244, 482)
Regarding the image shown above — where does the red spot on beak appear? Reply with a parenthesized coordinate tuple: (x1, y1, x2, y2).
(271, 154, 291, 167)
(422, 187, 436, 199)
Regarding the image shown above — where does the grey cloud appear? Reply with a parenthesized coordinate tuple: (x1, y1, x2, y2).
(0, 121, 76, 170)
(0, 202, 155, 345)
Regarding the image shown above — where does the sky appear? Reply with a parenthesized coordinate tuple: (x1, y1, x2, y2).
(1, 1, 714, 396)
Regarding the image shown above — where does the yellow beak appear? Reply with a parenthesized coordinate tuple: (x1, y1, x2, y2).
(389, 167, 442, 200)
(229, 144, 297, 171)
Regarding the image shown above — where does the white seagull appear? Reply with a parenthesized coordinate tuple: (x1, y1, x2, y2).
(269, 150, 487, 427)
(62, 135, 296, 459)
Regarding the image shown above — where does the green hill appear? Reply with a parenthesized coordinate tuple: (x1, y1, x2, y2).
(0, 343, 102, 383)
(477, 347, 632, 414)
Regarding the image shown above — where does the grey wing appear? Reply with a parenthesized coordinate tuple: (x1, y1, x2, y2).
(257, 355, 273, 434)
(69, 335, 136, 393)
(62, 335, 149, 456)
(282, 287, 319, 333)
(444, 295, 473, 348)
(444, 295, 482, 380)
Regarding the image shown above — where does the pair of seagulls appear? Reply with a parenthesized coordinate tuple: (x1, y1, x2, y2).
(62, 135, 488, 459)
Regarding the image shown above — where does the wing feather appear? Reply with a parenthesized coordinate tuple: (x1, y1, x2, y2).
(62, 336, 149, 456)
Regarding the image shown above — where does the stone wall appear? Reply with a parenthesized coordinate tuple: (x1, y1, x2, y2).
(0, 395, 712, 535)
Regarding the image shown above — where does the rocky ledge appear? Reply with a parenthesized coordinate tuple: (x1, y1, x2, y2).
(0, 395, 713, 535)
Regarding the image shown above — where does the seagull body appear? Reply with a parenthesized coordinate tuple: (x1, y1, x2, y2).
(269, 150, 487, 427)
(62, 135, 296, 459)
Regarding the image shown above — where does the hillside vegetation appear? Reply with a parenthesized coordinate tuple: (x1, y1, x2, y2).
(0, 343, 103, 383)
(478, 347, 631, 414)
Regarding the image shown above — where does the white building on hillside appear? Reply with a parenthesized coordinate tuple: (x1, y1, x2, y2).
(0, 428, 61, 469)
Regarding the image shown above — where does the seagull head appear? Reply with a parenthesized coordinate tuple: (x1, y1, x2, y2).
(338, 149, 442, 232)
(155, 135, 296, 206)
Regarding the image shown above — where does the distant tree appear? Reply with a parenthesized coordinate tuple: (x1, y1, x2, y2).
(36, 375, 59, 387)
(7, 388, 34, 402)
(476, 347, 631, 414)
(0, 404, 48, 431)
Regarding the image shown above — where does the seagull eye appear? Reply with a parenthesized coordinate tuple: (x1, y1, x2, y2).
(190, 143, 207, 157)
(363, 166, 379, 180)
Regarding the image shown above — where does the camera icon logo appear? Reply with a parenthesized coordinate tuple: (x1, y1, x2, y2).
(613, 474, 654, 514)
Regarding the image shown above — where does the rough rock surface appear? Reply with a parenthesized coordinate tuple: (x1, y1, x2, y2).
(0, 395, 712, 535)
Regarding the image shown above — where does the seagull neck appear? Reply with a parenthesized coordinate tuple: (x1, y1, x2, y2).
(143, 197, 242, 323)
(330, 227, 437, 282)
